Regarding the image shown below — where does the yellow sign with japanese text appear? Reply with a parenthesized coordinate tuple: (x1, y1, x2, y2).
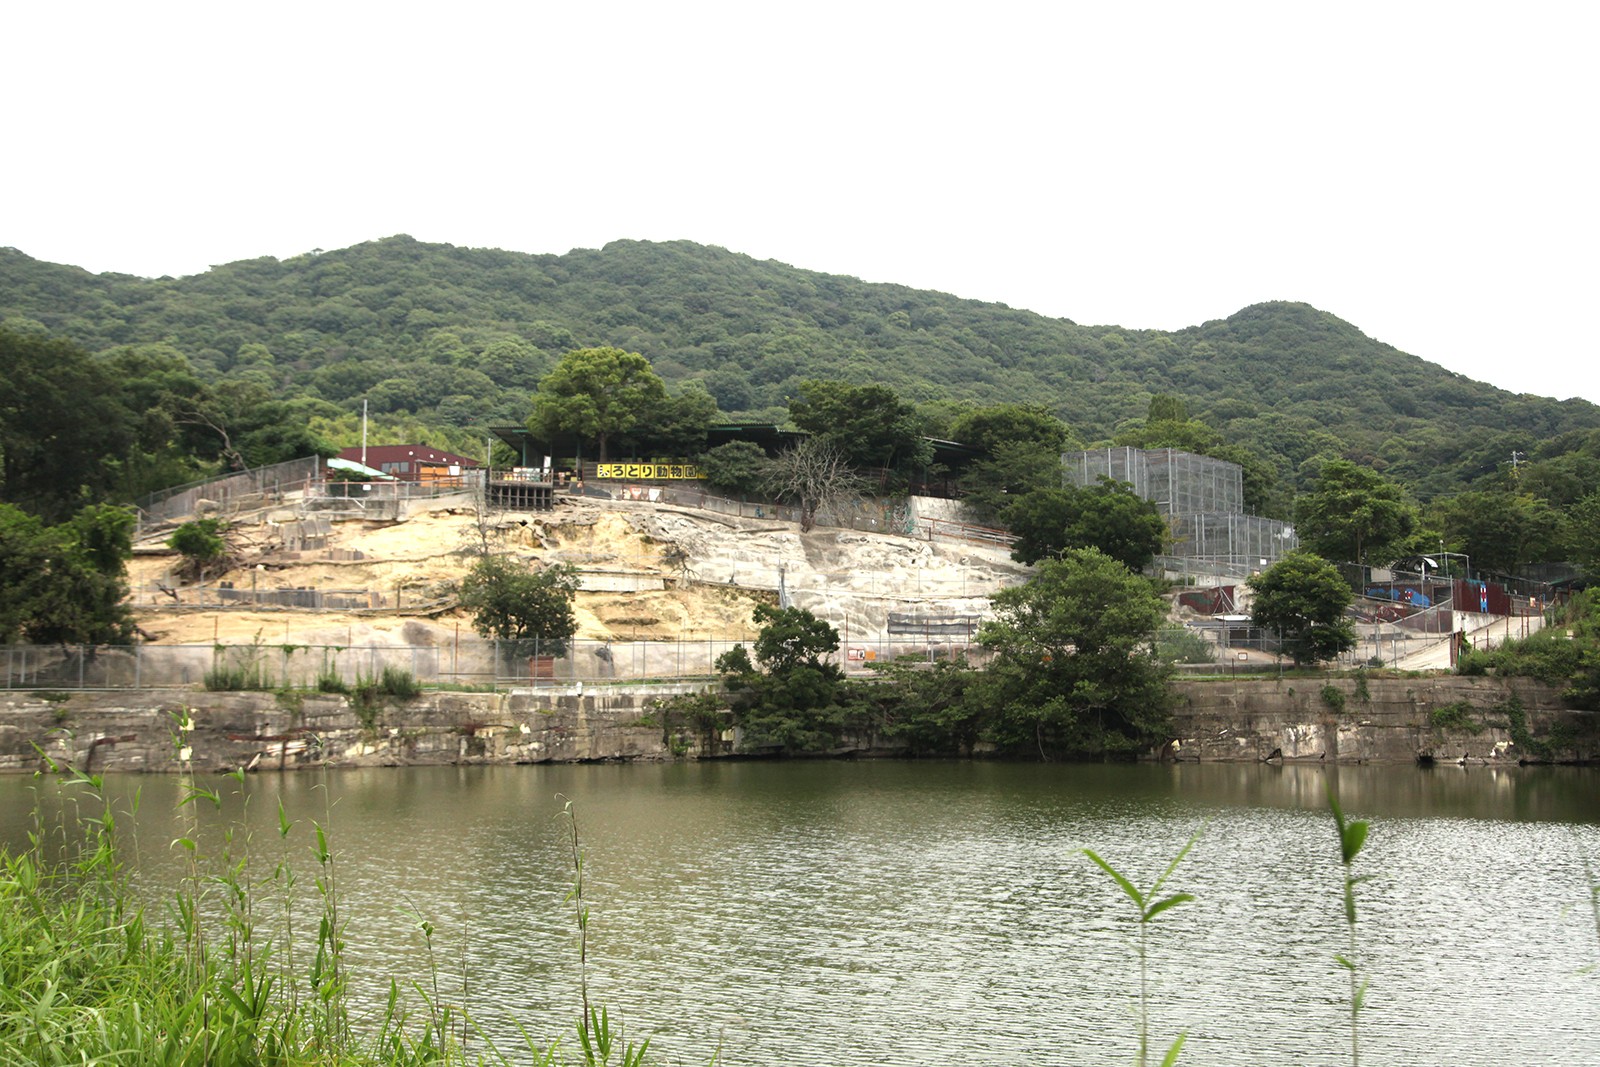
(594, 463, 702, 480)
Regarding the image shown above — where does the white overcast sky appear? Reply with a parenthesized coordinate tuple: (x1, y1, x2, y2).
(5, 2, 1596, 405)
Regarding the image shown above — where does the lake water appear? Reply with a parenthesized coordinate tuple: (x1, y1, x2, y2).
(4, 761, 1597, 1065)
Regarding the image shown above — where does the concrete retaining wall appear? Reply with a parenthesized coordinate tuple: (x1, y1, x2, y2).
(1167, 676, 1592, 764)
(0, 686, 706, 775)
(1, 676, 1591, 774)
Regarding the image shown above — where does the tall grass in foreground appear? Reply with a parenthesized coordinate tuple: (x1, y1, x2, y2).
(1328, 786, 1371, 1067)
(1083, 826, 1203, 1067)
(0, 763, 667, 1066)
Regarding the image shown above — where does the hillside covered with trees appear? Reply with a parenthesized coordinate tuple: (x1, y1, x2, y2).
(6, 235, 1600, 583)
(5, 235, 1597, 496)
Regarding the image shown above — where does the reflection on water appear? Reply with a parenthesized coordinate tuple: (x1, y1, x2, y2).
(3, 762, 1597, 1066)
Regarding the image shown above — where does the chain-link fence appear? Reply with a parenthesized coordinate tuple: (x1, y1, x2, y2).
(1, 634, 995, 692)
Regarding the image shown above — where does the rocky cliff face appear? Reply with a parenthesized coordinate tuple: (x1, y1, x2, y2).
(1166, 676, 1591, 764)
(3, 677, 1591, 774)
(2, 686, 695, 775)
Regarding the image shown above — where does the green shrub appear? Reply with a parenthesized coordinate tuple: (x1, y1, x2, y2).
(1428, 700, 1482, 733)
(203, 663, 268, 691)
(379, 666, 422, 699)
(1155, 628, 1217, 665)
(1492, 696, 1550, 759)
(1320, 684, 1347, 713)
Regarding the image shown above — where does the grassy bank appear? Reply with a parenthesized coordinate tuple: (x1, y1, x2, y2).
(0, 766, 655, 1067)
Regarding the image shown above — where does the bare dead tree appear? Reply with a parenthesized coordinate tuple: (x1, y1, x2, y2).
(763, 437, 865, 532)
(172, 404, 250, 472)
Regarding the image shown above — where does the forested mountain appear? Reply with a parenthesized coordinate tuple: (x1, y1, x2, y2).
(4, 234, 1599, 511)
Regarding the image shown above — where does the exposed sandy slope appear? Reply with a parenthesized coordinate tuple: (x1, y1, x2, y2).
(130, 496, 1024, 648)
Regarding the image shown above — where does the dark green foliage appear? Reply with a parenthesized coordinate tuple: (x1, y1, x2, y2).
(1565, 490, 1600, 577)
(1320, 685, 1347, 713)
(8, 238, 1600, 568)
(167, 518, 227, 576)
(458, 556, 579, 656)
(717, 603, 847, 752)
(949, 403, 1077, 522)
(698, 440, 769, 496)
(1295, 460, 1418, 566)
(1001, 488, 1079, 565)
(528, 346, 669, 463)
(1429, 700, 1483, 733)
(1460, 590, 1600, 710)
(0, 326, 136, 521)
(1247, 552, 1358, 666)
(1003, 479, 1166, 571)
(788, 380, 933, 478)
(950, 403, 1075, 457)
(650, 690, 727, 752)
(0, 502, 135, 645)
(628, 379, 716, 459)
(4, 241, 1598, 471)
(978, 548, 1172, 756)
(378, 666, 422, 699)
(1432, 490, 1560, 575)
(856, 659, 989, 755)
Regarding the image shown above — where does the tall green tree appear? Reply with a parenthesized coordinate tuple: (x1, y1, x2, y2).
(699, 440, 769, 497)
(0, 327, 136, 521)
(787, 380, 933, 476)
(458, 557, 579, 656)
(716, 603, 847, 752)
(1247, 551, 1357, 666)
(0, 503, 136, 645)
(1566, 490, 1600, 579)
(1003, 480, 1166, 571)
(950, 403, 1077, 523)
(1294, 460, 1417, 566)
(528, 347, 669, 463)
(1432, 490, 1561, 574)
(977, 548, 1171, 756)
(625, 379, 717, 459)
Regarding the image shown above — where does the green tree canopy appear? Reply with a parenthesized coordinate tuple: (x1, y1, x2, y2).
(950, 404, 1077, 523)
(1247, 551, 1357, 666)
(528, 347, 669, 462)
(949, 403, 1074, 456)
(1566, 490, 1600, 579)
(458, 556, 579, 656)
(167, 518, 229, 578)
(1294, 459, 1418, 565)
(1432, 490, 1561, 575)
(1003, 480, 1167, 571)
(977, 548, 1171, 756)
(625, 378, 717, 459)
(716, 603, 847, 752)
(0, 503, 135, 645)
(787, 380, 933, 476)
(0, 327, 135, 522)
(698, 440, 769, 497)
